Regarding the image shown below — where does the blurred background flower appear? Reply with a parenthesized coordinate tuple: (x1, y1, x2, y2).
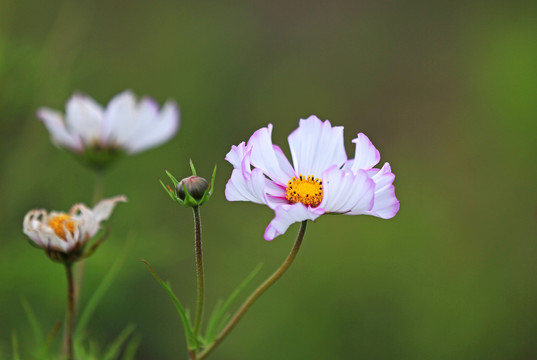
(37, 90, 179, 170)
(1, 0, 536, 359)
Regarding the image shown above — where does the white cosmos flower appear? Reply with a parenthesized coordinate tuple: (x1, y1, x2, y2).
(23, 196, 127, 258)
(37, 90, 180, 155)
(225, 115, 400, 241)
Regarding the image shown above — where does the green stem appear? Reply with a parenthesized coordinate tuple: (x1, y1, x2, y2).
(189, 350, 196, 360)
(73, 171, 104, 316)
(193, 206, 205, 339)
(92, 170, 104, 205)
(64, 264, 75, 360)
(197, 221, 308, 360)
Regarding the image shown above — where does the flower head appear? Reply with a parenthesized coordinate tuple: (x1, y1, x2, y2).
(225, 115, 400, 241)
(160, 160, 217, 208)
(23, 196, 127, 263)
(37, 90, 180, 169)
(176, 176, 210, 201)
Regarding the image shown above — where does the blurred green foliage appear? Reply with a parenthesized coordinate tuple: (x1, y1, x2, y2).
(1, 0, 536, 359)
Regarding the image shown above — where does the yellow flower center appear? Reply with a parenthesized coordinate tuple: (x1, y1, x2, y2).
(286, 174, 323, 207)
(48, 214, 75, 240)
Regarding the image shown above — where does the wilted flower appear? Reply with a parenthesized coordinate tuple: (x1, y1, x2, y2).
(225, 115, 399, 240)
(37, 90, 180, 169)
(23, 196, 127, 262)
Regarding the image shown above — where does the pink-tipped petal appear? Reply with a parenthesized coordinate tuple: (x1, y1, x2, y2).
(350, 133, 381, 171)
(225, 142, 250, 169)
(263, 181, 288, 209)
(366, 163, 400, 219)
(225, 168, 268, 204)
(248, 125, 295, 186)
(320, 166, 375, 214)
(37, 108, 83, 151)
(288, 115, 347, 176)
(264, 203, 325, 241)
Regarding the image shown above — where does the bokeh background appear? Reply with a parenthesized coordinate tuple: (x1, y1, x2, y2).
(1, 0, 536, 359)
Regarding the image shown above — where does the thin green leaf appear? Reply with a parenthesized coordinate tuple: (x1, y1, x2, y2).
(210, 164, 217, 196)
(189, 159, 197, 176)
(75, 234, 133, 338)
(120, 334, 141, 360)
(200, 164, 217, 204)
(160, 179, 182, 204)
(204, 299, 223, 344)
(165, 169, 180, 187)
(21, 298, 43, 347)
(88, 340, 100, 359)
(216, 313, 231, 336)
(205, 263, 262, 343)
(142, 260, 197, 349)
(11, 331, 20, 360)
(102, 324, 136, 360)
(38, 321, 61, 358)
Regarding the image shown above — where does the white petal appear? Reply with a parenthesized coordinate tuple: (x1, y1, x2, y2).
(48, 235, 71, 253)
(288, 115, 347, 177)
(272, 145, 296, 178)
(72, 203, 98, 238)
(350, 133, 380, 172)
(23, 210, 73, 253)
(62, 223, 81, 251)
(23, 210, 47, 248)
(248, 125, 295, 185)
(320, 166, 375, 214)
(263, 181, 288, 209)
(102, 90, 138, 146)
(65, 93, 105, 146)
(37, 108, 83, 151)
(124, 99, 180, 154)
(342, 158, 354, 171)
(366, 163, 400, 219)
(225, 142, 250, 169)
(264, 203, 324, 241)
(225, 168, 268, 204)
(92, 196, 127, 222)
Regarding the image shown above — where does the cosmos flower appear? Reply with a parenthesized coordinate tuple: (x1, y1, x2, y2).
(225, 115, 399, 240)
(23, 196, 127, 262)
(37, 90, 179, 168)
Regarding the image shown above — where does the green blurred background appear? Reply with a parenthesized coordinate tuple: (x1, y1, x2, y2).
(1, 0, 536, 359)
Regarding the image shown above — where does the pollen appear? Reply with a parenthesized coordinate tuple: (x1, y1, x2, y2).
(48, 214, 75, 240)
(286, 174, 323, 207)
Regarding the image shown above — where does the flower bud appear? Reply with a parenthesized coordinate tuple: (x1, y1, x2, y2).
(176, 176, 209, 201)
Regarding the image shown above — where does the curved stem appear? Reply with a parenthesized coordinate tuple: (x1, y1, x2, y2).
(197, 221, 308, 360)
(92, 171, 104, 205)
(193, 206, 205, 338)
(64, 263, 75, 360)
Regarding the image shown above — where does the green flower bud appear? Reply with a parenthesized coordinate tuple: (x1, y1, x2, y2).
(160, 161, 216, 208)
(176, 176, 209, 201)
